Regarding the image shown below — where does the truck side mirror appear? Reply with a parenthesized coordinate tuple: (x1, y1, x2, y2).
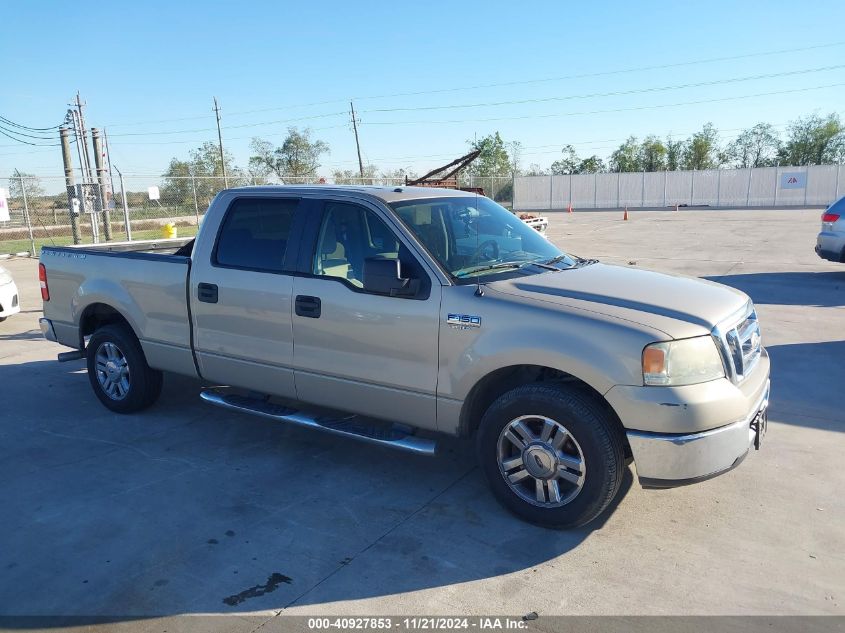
(363, 257, 415, 297)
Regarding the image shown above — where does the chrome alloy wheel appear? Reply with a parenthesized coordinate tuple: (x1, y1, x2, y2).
(94, 342, 131, 401)
(496, 415, 586, 507)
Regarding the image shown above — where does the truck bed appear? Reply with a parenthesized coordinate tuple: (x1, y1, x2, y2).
(45, 237, 194, 258)
(40, 238, 198, 378)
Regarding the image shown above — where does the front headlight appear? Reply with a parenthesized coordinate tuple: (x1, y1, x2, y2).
(642, 336, 725, 386)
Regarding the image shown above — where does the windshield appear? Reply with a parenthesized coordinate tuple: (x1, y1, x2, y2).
(390, 195, 575, 280)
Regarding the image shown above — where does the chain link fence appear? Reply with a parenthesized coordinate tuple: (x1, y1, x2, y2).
(0, 173, 516, 256)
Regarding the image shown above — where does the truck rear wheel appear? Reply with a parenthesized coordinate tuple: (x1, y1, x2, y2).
(86, 324, 163, 413)
(477, 383, 626, 528)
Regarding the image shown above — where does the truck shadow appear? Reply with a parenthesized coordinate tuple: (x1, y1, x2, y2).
(764, 340, 845, 432)
(0, 362, 631, 623)
(703, 270, 845, 307)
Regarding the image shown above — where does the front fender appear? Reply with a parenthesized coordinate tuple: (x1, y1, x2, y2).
(442, 321, 647, 402)
(436, 285, 665, 434)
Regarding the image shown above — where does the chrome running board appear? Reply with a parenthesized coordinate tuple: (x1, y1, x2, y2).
(200, 390, 437, 456)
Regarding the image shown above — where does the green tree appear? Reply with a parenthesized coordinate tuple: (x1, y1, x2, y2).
(665, 137, 683, 170)
(778, 113, 844, 165)
(727, 123, 780, 168)
(381, 167, 418, 183)
(550, 145, 580, 175)
(524, 163, 549, 176)
(8, 172, 46, 204)
(250, 127, 329, 180)
(467, 132, 511, 177)
(639, 136, 667, 171)
(508, 140, 523, 175)
(682, 123, 720, 170)
(609, 136, 642, 172)
(333, 164, 378, 184)
(161, 141, 244, 208)
(574, 156, 606, 174)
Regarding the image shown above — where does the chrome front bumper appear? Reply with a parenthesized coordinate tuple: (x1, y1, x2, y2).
(627, 379, 769, 487)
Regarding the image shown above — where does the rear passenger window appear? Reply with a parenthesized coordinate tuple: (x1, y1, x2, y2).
(214, 198, 298, 272)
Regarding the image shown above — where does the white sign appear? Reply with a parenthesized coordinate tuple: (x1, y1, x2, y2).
(148, 186, 160, 201)
(0, 187, 9, 222)
(780, 172, 806, 189)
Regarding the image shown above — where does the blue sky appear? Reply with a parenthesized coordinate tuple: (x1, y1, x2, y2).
(2, 0, 844, 182)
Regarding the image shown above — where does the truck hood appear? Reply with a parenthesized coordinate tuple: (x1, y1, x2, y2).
(488, 262, 749, 339)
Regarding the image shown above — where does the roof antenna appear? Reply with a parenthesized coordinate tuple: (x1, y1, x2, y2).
(474, 189, 484, 297)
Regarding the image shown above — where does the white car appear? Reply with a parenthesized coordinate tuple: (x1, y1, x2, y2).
(0, 265, 21, 321)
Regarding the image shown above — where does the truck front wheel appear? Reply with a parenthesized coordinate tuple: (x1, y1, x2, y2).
(477, 383, 626, 528)
(86, 324, 163, 413)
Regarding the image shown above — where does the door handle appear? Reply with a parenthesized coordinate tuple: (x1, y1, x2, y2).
(198, 282, 218, 303)
(295, 295, 321, 318)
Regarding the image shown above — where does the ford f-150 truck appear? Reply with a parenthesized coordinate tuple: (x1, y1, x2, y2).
(39, 186, 770, 527)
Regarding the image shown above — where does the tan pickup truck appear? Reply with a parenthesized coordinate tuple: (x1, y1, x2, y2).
(39, 186, 770, 527)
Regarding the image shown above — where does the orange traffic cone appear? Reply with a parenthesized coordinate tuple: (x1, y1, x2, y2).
(623, 206, 629, 221)
(567, 203, 573, 214)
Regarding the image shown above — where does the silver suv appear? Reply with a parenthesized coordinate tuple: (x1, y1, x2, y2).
(816, 196, 845, 262)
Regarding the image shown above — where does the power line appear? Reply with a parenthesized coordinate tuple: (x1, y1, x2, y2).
(0, 123, 58, 142)
(95, 40, 845, 129)
(95, 67, 842, 142)
(0, 126, 60, 146)
(361, 82, 845, 126)
(0, 114, 63, 131)
(363, 64, 845, 113)
(352, 41, 845, 102)
(104, 110, 347, 138)
(106, 123, 349, 147)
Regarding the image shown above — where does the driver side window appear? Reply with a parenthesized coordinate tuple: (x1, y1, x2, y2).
(311, 202, 397, 285)
(312, 202, 430, 299)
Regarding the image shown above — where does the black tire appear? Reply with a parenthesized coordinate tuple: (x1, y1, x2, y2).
(86, 324, 163, 413)
(477, 383, 626, 529)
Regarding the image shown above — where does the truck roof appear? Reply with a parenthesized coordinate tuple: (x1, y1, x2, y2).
(222, 184, 480, 204)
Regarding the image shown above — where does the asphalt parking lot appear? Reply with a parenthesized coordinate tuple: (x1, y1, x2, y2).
(0, 208, 843, 625)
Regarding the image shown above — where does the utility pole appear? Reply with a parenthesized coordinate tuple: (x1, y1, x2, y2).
(92, 128, 112, 240)
(350, 101, 365, 180)
(213, 97, 228, 188)
(104, 128, 117, 202)
(60, 127, 81, 244)
(67, 109, 86, 183)
(75, 92, 93, 184)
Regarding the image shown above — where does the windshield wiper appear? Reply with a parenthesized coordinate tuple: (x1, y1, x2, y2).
(454, 262, 527, 278)
(545, 253, 599, 267)
(574, 257, 599, 266)
(541, 254, 570, 266)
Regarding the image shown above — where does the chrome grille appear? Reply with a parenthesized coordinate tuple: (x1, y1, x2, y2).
(713, 303, 762, 383)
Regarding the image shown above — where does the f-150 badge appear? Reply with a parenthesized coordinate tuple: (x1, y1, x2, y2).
(447, 313, 481, 329)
